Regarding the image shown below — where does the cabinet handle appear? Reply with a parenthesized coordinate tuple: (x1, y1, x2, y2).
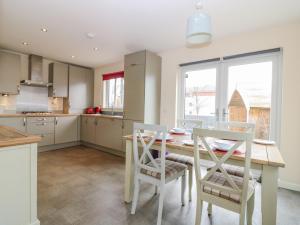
(23, 118, 26, 126)
(95, 119, 98, 126)
(55, 117, 58, 125)
(37, 118, 46, 121)
(36, 123, 46, 126)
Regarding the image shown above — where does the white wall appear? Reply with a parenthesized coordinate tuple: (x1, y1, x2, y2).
(159, 21, 300, 190)
(94, 61, 124, 106)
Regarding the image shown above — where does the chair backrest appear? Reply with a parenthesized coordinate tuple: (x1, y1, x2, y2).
(133, 122, 168, 181)
(193, 127, 254, 203)
(177, 119, 203, 130)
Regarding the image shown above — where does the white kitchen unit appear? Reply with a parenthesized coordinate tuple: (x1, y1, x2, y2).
(0, 116, 27, 132)
(0, 50, 21, 95)
(123, 50, 161, 138)
(54, 116, 79, 144)
(0, 126, 40, 225)
(81, 115, 96, 144)
(95, 116, 123, 151)
(48, 62, 69, 97)
(69, 65, 94, 113)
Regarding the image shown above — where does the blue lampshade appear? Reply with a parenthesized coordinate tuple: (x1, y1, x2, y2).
(186, 12, 212, 45)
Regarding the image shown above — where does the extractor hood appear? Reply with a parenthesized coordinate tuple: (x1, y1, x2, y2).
(20, 55, 52, 87)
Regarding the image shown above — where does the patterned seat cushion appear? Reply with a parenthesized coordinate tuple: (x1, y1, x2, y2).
(203, 172, 256, 203)
(141, 158, 187, 179)
(166, 153, 194, 167)
(207, 164, 253, 179)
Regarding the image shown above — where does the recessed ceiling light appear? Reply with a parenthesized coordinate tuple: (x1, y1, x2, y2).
(71, 55, 75, 58)
(22, 42, 29, 46)
(86, 32, 96, 39)
(93, 47, 99, 51)
(41, 28, 48, 32)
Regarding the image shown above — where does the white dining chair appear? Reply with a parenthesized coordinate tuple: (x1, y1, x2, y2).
(166, 119, 203, 201)
(131, 122, 187, 225)
(193, 127, 256, 225)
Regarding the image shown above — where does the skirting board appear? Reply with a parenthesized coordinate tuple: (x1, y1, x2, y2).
(81, 141, 125, 158)
(279, 179, 300, 192)
(38, 141, 80, 152)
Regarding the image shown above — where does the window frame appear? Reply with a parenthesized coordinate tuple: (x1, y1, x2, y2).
(178, 51, 282, 143)
(102, 77, 124, 111)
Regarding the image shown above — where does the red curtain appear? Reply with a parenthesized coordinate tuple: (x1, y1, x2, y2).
(102, 71, 124, 80)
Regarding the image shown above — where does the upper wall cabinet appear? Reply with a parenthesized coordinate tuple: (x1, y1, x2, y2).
(0, 51, 21, 95)
(69, 65, 94, 113)
(48, 62, 68, 97)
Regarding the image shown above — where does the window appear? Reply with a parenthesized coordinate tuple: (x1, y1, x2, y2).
(102, 71, 124, 110)
(178, 49, 282, 141)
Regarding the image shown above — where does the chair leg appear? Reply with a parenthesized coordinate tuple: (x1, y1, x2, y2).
(239, 208, 246, 225)
(195, 195, 203, 225)
(131, 177, 140, 214)
(157, 185, 165, 225)
(247, 194, 255, 225)
(207, 203, 212, 216)
(188, 166, 193, 202)
(181, 172, 186, 206)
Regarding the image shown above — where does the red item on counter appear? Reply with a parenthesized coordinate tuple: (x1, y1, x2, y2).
(85, 107, 94, 114)
(94, 106, 101, 114)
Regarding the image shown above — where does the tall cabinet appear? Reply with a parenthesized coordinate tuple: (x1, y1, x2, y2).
(68, 65, 94, 113)
(122, 50, 161, 148)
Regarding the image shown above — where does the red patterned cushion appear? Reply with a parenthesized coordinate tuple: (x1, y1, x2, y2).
(166, 153, 194, 167)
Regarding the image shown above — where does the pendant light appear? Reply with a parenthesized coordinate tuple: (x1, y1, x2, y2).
(186, 0, 212, 45)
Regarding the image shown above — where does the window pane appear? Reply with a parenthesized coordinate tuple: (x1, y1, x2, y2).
(108, 79, 115, 108)
(184, 68, 216, 119)
(227, 61, 272, 139)
(115, 78, 124, 108)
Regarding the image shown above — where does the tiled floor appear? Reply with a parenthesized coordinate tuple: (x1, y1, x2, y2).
(38, 146, 300, 225)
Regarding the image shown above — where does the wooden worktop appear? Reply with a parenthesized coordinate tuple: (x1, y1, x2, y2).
(123, 134, 285, 168)
(81, 114, 123, 119)
(0, 126, 41, 148)
(0, 113, 80, 117)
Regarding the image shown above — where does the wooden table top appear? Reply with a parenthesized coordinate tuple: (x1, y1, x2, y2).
(0, 126, 41, 148)
(124, 134, 285, 168)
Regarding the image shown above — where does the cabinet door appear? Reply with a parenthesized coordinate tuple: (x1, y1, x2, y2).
(95, 118, 122, 151)
(69, 66, 94, 113)
(49, 62, 68, 97)
(123, 64, 145, 120)
(0, 117, 26, 132)
(0, 51, 21, 94)
(81, 116, 96, 144)
(122, 119, 143, 152)
(55, 116, 79, 144)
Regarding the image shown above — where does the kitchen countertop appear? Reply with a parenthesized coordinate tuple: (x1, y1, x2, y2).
(81, 114, 123, 119)
(0, 113, 80, 117)
(0, 126, 41, 148)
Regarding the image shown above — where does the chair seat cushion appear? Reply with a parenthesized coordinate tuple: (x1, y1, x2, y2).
(141, 158, 187, 179)
(207, 164, 253, 179)
(203, 172, 256, 203)
(166, 153, 194, 167)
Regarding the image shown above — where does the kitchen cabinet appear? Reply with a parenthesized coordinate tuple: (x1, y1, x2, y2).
(0, 51, 21, 95)
(69, 65, 94, 113)
(26, 117, 55, 147)
(0, 117, 26, 132)
(48, 62, 68, 97)
(123, 50, 161, 124)
(95, 117, 122, 151)
(122, 119, 142, 152)
(54, 116, 79, 144)
(81, 116, 96, 144)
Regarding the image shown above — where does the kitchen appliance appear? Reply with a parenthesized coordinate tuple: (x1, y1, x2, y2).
(94, 106, 101, 114)
(20, 55, 52, 87)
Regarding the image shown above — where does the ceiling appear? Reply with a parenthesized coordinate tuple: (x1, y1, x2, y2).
(0, 0, 300, 68)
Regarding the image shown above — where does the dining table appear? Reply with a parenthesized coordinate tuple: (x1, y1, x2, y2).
(123, 132, 285, 225)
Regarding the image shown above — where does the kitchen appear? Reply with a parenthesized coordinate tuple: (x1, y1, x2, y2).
(1, 1, 300, 225)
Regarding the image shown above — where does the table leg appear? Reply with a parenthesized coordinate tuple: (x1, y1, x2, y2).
(261, 165, 279, 225)
(124, 140, 134, 203)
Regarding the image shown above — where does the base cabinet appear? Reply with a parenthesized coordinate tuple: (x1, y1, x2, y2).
(81, 116, 96, 144)
(55, 116, 79, 144)
(95, 117, 122, 151)
(0, 117, 26, 132)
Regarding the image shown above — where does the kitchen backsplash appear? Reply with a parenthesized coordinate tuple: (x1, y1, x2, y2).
(0, 95, 63, 113)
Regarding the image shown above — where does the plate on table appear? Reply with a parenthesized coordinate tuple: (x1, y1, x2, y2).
(253, 139, 275, 145)
(182, 140, 201, 146)
(210, 139, 236, 152)
(169, 128, 186, 135)
(155, 134, 174, 141)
